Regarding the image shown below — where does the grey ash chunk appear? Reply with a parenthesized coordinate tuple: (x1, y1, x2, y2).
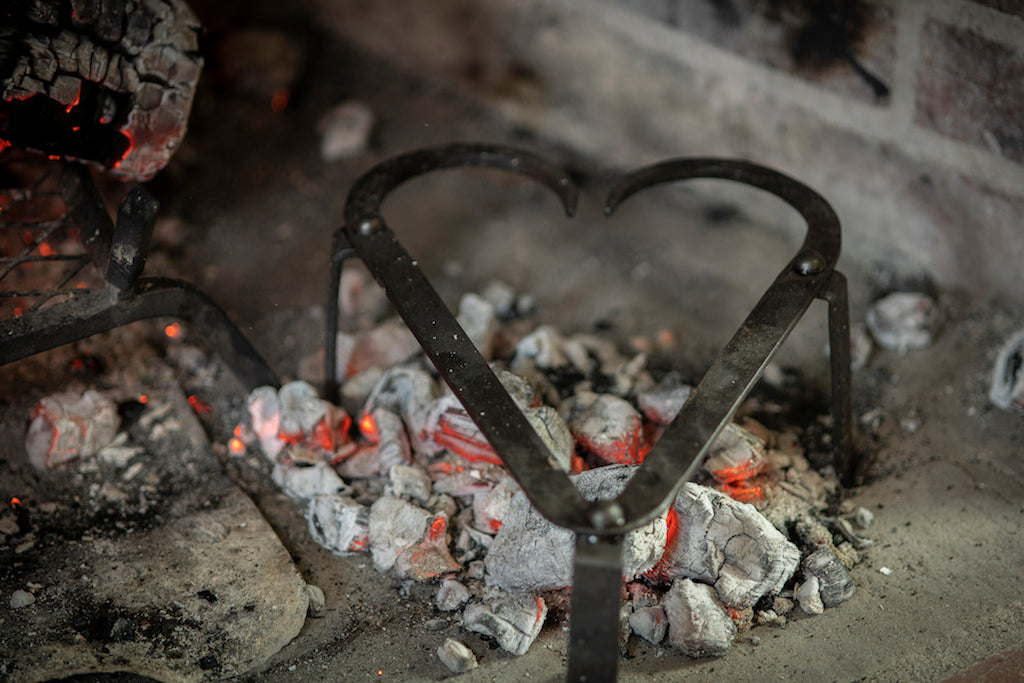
(663, 579, 736, 659)
(1, 0, 202, 180)
(990, 328, 1024, 412)
(484, 465, 668, 592)
(801, 549, 855, 607)
(660, 483, 800, 609)
(462, 591, 547, 656)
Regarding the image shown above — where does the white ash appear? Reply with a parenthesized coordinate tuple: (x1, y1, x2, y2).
(853, 507, 875, 530)
(866, 292, 941, 352)
(663, 579, 736, 659)
(436, 580, 471, 612)
(462, 591, 548, 656)
(524, 405, 573, 472)
(629, 605, 668, 645)
(794, 575, 824, 615)
(247, 386, 283, 459)
(9, 589, 35, 609)
(494, 367, 539, 409)
(272, 459, 350, 503)
(340, 367, 385, 416)
(472, 475, 519, 534)
(703, 423, 766, 481)
(368, 408, 411, 474)
(485, 465, 668, 591)
(368, 496, 435, 572)
(25, 390, 120, 469)
(608, 352, 654, 397)
(560, 392, 643, 465)
(658, 483, 800, 609)
(342, 318, 424, 378)
(801, 549, 855, 607)
(277, 380, 330, 438)
(318, 99, 375, 162)
(436, 638, 479, 674)
(363, 366, 438, 455)
(385, 464, 432, 503)
(637, 383, 692, 424)
(512, 325, 570, 372)
(457, 293, 498, 361)
(480, 280, 521, 318)
(850, 323, 874, 370)
(305, 585, 327, 614)
(395, 515, 461, 582)
(989, 328, 1024, 412)
(306, 495, 369, 556)
(335, 447, 381, 479)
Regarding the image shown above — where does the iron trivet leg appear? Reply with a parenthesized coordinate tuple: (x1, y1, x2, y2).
(326, 144, 861, 681)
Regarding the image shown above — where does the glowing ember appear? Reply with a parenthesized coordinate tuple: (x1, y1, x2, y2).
(164, 322, 182, 338)
(228, 437, 245, 455)
(187, 395, 212, 415)
(359, 414, 378, 443)
(270, 88, 290, 113)
(10, 498, 21, 507)
(38, 242, 55, 256)
(138, 395, 149, 404)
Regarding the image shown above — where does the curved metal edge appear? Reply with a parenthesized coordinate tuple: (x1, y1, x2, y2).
(0, 278, 278, 391)
(599, 159, 844, 534)
(336, 144, 591, 529)
(344, 143, 578, 227)
(606, 158, 840, 268)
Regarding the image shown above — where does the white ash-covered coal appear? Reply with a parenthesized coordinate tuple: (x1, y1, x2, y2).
(239, 278, 875, 667)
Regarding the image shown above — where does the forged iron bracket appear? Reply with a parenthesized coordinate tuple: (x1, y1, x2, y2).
(325, 144, 857, 682)
(0, 162, 278, 391)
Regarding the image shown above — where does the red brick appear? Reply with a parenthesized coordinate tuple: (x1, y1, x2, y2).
(915, 20, 1024, 164)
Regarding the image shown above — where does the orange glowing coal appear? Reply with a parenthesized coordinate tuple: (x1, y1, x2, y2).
(164, 322, 182, 338)
(643, 506, 680, 584)
(228, 437, 245, 455)
(711, 460, 766, 502)
(187, 394, 212, 415)
(359, 414, 378, 442)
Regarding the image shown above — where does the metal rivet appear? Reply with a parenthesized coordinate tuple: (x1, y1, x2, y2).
(793, 250, 825, 275)
(357, 216, 383, 235)
(587, 499, 626, 531)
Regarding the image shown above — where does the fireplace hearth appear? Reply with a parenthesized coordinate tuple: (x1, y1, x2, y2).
(2, 2, 1024, 681)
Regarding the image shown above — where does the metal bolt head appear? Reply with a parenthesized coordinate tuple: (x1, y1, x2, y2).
(357, 216, 383, 235)
(793, 250, 826, 275)
(587, 499, 626, 531)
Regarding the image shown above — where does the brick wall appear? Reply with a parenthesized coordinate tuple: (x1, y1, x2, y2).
(314, 0, 1024, 302)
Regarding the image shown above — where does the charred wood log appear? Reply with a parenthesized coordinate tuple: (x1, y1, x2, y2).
(0, 0, 202, 180)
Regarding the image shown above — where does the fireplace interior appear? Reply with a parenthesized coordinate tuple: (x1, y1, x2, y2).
(2, 0, 1023, 681)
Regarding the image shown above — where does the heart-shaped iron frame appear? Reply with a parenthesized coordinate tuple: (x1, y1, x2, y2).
(324, 144, 859, 682)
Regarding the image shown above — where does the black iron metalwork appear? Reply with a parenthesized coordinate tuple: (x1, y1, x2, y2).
(326, 144, 856, 682)
(0, 157, 278, 390)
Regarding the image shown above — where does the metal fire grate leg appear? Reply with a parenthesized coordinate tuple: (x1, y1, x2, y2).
(325, 144, 860, 682)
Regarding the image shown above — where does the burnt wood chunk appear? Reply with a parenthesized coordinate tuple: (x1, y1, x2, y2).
(1, 0, 202, 180)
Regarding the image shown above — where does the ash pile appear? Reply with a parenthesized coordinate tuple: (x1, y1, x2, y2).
(241, 275, 876, 671)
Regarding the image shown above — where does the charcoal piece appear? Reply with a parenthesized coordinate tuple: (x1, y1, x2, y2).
(802, 549, 855, 607)
(485, 465, 668, 591)
(663, 579, 735, 659)
(560, 391, 644, 465)
(306, 495, 370, 557)
(277, 381, 329, 439)
(629, 605, 668, 645)
(524, 405, 573, 472)
(990, 328, 1024, 412)
(384, 464, 432, 503)
(394, 514, 461, 582)
(657, 483, 800, 609)
(456, 293, 497, 361)
(637, 383, 692, 424)
(462, 592, 547, 656)
(436, 637, 478, 673)
(1, 0, 202, 179)
(25, 390, 120, 469)
(368, 496, 433, 572)
(795, 575, 825, 615)
(272, 460, 350, 503)
(436, 580, 470, 612)
(511, 325, 570, 371)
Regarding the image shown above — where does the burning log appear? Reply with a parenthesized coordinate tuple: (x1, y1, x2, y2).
(25, 390, 120, 469)
(1, 0, 203, 180)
